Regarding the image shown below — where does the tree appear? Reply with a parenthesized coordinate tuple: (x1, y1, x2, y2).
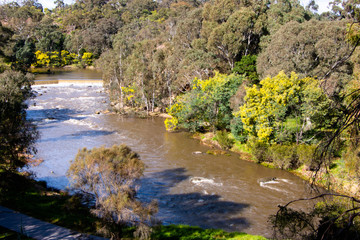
(237, 71, 334, 144)
(0, 1, 44, 39)
(54, 0, 65, 9)
(35, 19, 65, 52)
(0, 70, 38, 172)
(206, 6, 267, 69)
(0, 23, 13, 58)
(165, 72, 244, 132)
(11, 39, 36, 71)
(232, 55, 258, 85)
(257, 19, 353, 96)
(67, 145, 158, 239)
(265, 0, 312, 36)
(269, 2, 360, 238)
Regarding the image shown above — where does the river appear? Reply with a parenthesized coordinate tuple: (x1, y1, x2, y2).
(27, 69, 316, 237)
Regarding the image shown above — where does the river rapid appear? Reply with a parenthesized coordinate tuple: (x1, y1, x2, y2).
(27, 69, 317, 237)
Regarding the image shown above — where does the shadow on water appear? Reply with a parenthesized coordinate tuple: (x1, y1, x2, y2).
(39, 130, 116, 143)
(27, 108, 84, 124)
(138, 168, 250, 232)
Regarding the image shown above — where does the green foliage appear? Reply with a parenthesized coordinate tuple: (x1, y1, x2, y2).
(0, 171, 100, 235)
(0, 23, 13, 59)
(232, 55, 259, 85)
(271, 196, 360, 240)
(237, 71, 333, 145)
(257, 19, 353, 88)
(166, 72, 244, 132)
(248, 140, 317, 169)
(151, 225, 267, 240)
(67, 145, 157, 239)
(296, 144, 317, 167)
(33, 50, 80, 67)
(230, 115, 247, 143)
(215, 130, 234, 150)
(12, 39, 36, 71)
(247, 139, 270, 164)
(0, 70, 38, 172)
(35, 21, 65, 52)
(268, 144, 298, 169)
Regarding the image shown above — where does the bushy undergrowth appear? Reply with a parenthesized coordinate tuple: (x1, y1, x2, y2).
(271, 196, 360, 240)
(248, 141, 318, 170)
(247, 140, 270, 164)
(269, 145, 298, 169)
(215, 130, 234, 150)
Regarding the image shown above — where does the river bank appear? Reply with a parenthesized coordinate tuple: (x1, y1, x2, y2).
(191, 131, 360, 199)
(29, 65, 97, 74)
(108, 105, 350, 198)
(109, 106, 345, 198)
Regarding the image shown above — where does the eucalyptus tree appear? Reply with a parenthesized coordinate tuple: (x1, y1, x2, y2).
(257, 19, 353, 96)
(206, 6, 267, 70)
(0, 1, 44, 38)
(0, 23, 13, 60)
(35, 18, 65, 52)
(0, 70, 38, 172)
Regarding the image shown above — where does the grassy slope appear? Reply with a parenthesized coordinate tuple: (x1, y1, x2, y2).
(151, 225, 267, 240)
(0, 171, 101, 235)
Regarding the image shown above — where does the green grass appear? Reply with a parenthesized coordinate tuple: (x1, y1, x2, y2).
(0, 226, 33, 240)
(231, 141, 249, 153)
(151, 225, 267, 240)
(0, 172, 101, 235)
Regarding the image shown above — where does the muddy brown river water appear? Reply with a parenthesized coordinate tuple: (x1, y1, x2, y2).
(28, 69, 318, 237)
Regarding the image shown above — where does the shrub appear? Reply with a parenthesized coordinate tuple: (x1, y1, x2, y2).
(296, 144, 317, 168)
(247, 139, 270, 163)
(165, 73, 244, 132)
(67, 145, 158, 239)
(230, 115, 247, 143)
(271, 196, 360, 240)
(343, 145, 360, 179)
(232, 55, 259, 85)
(269, 144, 298, 170)
(215, 130, 234, 150)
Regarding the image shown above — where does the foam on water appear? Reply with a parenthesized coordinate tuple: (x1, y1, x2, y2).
(278, 178, 293, 184)
(259, 179, 292, 193)
(190, 177, 223, 187)
(63, 118, 98, 129)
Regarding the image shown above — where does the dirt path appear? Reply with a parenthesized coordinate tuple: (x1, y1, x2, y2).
(0, 206, 107, 240)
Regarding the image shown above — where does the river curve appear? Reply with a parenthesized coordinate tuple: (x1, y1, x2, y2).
(27, 69, 317, 237)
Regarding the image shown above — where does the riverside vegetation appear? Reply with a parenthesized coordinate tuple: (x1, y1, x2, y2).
(1, 0, 360, 239)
